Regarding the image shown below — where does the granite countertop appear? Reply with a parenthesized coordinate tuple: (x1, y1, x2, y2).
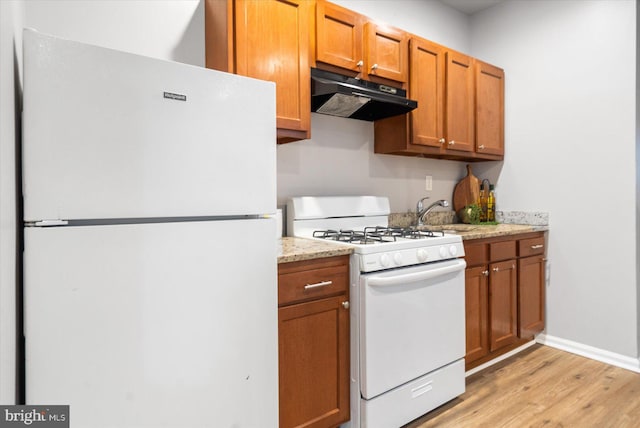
(423, 223, 549, 240)
(278, 237, 353, 264)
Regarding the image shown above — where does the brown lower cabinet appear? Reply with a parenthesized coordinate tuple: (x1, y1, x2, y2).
(464, 232, 546, 370)
(278, 256, 350, 428)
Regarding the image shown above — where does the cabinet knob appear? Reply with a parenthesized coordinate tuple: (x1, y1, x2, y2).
(439, 138, 445, 144)
(371, 63, 378, 70)
(478, 144, 485, 150)
(356, 60, 363, 68)
(493, 267, 499, 272)
(482, 270, 489, 277)
(342, 301, 350, 309)
(448, 140, 455, 146)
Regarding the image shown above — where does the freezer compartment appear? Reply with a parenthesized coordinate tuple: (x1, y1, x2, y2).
(24, 219, 278, 428)
(22, 30, 276, 222)
(360, 359, 465, 428)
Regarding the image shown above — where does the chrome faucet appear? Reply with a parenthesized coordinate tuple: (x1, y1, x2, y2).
(415, 198, 449, 227)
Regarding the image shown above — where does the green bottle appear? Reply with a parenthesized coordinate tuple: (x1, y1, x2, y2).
(479, 183, 488, 222)
(487, 185, 496, 222)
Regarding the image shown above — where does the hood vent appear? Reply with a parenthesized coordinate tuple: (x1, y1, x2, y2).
(311, 68, 417, 121)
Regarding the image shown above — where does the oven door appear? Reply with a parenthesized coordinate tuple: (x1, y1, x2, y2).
(359, 258, 466, 400)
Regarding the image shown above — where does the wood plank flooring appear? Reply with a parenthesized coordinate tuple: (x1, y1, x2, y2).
(405, 345, 640, 428)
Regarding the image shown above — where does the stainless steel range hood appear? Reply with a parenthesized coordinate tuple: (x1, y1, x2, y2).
(311, 68, 417, 121)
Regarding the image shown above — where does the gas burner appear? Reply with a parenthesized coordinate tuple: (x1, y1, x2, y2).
(313, 228, 397, 244)
(400, 228, 445, 239)
(312, 226, 446, 244)
(364, 226, 445, 240)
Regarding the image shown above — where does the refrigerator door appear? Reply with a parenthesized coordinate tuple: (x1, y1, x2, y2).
(22, 29, 276, 222)
(24, 219, 278, 428)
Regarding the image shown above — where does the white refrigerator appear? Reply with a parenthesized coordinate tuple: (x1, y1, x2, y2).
(22, 29, 278, 427)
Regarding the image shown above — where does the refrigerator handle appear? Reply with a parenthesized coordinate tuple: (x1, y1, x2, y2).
(26, 220, 69, 227)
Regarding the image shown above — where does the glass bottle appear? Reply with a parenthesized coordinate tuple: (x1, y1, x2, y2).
(479, 183, 488, 222)
(487, 184, 496, 222)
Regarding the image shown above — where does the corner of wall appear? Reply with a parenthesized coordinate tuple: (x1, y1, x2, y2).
(636, 0, 640, 359)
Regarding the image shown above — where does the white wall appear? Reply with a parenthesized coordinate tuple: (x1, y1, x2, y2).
(471, 0, 638, 357)
(23, 0, 204, 66)
(0, 0, 24, 405)
(277, 0, 475, 211)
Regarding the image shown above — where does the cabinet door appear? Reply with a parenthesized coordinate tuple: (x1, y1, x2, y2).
(465, 266, 489, 364)
(409, 37, 445, 148)
(475, 60, 504, 156)
(518, 255, 545, 339)
(235, 0, 311, 142)
(315, 0, 363, 72)
(364, 21, 408, 83)
(279, 295, 350, 428)
(445, 51, 474, 153)
(489, 259, 517, 351)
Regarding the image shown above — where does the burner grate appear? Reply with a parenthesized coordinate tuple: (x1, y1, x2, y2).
(313, 226, 444, 244)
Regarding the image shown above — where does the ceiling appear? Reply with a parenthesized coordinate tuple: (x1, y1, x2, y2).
(439, 0, 504, 15)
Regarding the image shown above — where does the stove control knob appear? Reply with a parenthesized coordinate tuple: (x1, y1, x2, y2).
(380, 253, 391, 267)
(393, 252, 403, 265)
(417, 248, 428, 262)
(449, 245, 458, 257)
(439, 246, 447, 258)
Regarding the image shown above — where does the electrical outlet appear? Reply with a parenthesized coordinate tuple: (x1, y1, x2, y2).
(425, 175, 433, 191)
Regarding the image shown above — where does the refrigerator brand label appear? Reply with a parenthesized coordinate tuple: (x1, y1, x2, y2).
(0, 406, 69, 427)
(163, 91, 187, 101)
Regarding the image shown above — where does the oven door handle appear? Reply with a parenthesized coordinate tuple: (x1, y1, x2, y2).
(366, 259, 466, 287)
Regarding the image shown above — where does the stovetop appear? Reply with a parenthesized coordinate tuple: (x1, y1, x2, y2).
(312, 226, 445, 245)
(305, 225, 462, 255)
(287, 196, 465, 270)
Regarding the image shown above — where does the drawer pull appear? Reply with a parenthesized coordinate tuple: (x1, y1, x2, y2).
(531, 244, 544, 249)
(411, 381, 433, 398)
(304, 280, 332, 290)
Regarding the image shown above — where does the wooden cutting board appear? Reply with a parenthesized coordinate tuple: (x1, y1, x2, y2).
(453, 164, 480, 212)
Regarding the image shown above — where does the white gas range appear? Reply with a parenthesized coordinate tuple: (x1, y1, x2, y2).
(287, 196, 467, 428)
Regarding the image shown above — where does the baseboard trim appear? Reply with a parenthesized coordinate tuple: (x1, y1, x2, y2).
(465, 340, 537, 377)
(536, 334, 640, 373)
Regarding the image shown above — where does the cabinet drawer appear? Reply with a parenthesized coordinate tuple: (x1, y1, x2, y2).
(464, 242, 488, 267)
(278, 258, 349, 306)
(519, 236, 545, 257)
(489, 240, 516, 261)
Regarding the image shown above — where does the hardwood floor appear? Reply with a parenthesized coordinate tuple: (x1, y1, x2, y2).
(405, 345, 640, 428)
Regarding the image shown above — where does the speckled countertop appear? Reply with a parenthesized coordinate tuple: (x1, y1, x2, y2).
(423, 224, 548, 241)
(278, 237, 353, 264)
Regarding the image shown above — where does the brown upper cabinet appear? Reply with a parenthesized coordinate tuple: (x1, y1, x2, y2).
(204, 0, 504, 155)
(375, 35, 504, 161)
(315, 0, 408, 84)
(205, 0, 311, 144)
(475, 59, 505, 156)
